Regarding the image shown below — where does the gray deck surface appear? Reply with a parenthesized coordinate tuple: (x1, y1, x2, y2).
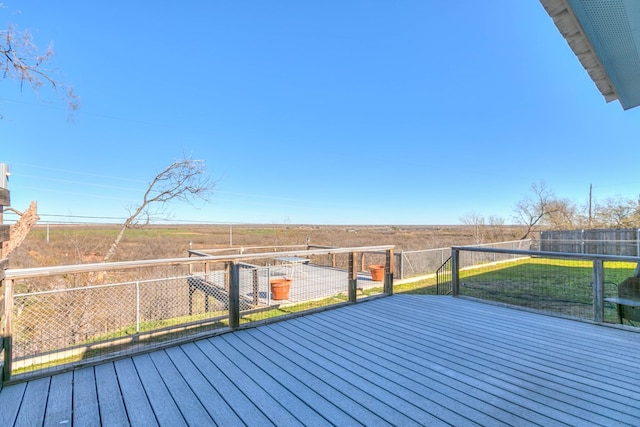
(2, 295, 640, 426)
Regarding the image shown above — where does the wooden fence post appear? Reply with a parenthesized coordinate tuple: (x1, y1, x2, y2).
(593, 259, 604, 323)
(0, 163, 10, 386)
(384, 249, 394, 295)
(348, 252, 357, 303)
(228, 262, 240, 330)
(451, 248, 460, 296)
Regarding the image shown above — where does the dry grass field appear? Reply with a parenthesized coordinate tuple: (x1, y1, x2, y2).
(6, 223, 528, 269)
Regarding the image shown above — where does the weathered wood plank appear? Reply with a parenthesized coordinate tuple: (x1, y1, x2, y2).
(254, 326, 420, 426)
(221, 332, 361, 426)
(178, 342, 275, 425)
(13, 376, 50, 427)
(0, 381, 26, 426)
(114, 358, 159, 427)
(43, 371, 73, 427)
(163, 345, 244, 425)
(94, 363, 129, 426)
(131, 354, 187, 427)
(240, 327, 384, 426)
(320, 303, 579, 423)
(244, 327, 403, 426)
(196, 337, 318, 425)
(0, 188, 9, 207)
(146, 351, 215, 426)
(290, 313, 523, 426)
(349, 296, 640, 425)
(4, 295, 640, 426)
(72, 367, 101, 427)
(270, 318, 466, 426)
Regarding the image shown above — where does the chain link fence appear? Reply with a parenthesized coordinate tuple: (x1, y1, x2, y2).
(3, 246, 394, 380)
(398, 239, 532, 279)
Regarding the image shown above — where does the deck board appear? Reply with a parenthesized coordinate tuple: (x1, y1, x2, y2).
(201, 337, 328, 425)
(71, 367, 100, 426)
(131, 354, 187, 427)
(14, 376, 50, 427)
(163, 345, 244, 425)
(114, 358, 159, 427)
(43, 371, 73, 427)
(94, 363, 130, 426)
(0, 381, 25, 426)
(146, 351, 215, 426)
(2, 295, 640, 426)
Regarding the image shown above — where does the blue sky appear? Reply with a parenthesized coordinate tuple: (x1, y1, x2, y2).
(2, 1, 640, 226)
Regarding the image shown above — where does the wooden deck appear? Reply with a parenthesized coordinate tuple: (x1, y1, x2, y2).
(2, 295, 640, 426)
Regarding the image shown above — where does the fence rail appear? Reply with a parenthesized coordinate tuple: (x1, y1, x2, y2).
(1, 245, 394, 383)
(450, 246, 640, 324)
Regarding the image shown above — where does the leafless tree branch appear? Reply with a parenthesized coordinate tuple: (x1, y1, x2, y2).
(103, 157, 215, 261)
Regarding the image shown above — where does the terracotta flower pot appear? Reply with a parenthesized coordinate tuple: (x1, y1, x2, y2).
(368, 264, 385, 281)
(270, 278, 292, 300)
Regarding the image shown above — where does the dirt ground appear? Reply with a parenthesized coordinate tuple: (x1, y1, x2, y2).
(6, 223, 529, 268)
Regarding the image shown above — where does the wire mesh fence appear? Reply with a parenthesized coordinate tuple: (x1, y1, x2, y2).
(399, 239, 532, 279)
(452, 247, 639, 324)
(3, 245, 394, 380)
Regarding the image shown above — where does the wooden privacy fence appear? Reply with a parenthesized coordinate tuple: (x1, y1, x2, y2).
(540, 228, 640, 256)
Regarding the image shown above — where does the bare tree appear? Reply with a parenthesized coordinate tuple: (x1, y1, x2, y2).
(514, 180, 557, 239)
(544, 197, 582, 230)
(3, 201, 39, 257)
(103, 157, 215, 261)
(459, 212, 486, 245)
(1, 14, 78, 116)
(594, 195, 638, 228)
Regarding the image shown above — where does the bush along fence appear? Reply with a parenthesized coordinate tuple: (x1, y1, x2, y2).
(0, 245, 394, 384)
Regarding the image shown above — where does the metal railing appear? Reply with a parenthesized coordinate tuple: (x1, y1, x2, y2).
(1, 245, 394, 383)
(397, 239, 531, 279)
(450, 246, 640, 324)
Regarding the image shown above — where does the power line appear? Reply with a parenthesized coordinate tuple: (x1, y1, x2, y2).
(2, 210, 247, 225)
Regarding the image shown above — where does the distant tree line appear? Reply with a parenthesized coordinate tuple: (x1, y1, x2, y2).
(462, 180, 640, 242)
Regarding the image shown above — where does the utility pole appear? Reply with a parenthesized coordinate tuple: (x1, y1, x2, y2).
(589, 184, 593, 229)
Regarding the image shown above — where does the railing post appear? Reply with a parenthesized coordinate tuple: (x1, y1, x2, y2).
(0, 163, 9, 386)
(384, 249, 394, 295)
(228, 262, 240, 329)
(593, 259, 604, 323)
(135, 281, 140, 336)
(348, 252, 357, 303)
(2, 278, 13, 384)
(451, 248, 460, 296)
(252, 269, 259, 307)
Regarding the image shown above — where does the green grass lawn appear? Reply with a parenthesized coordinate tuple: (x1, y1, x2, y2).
(398, 257, 636, 323)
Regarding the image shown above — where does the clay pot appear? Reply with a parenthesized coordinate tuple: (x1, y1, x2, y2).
(368, 264, 385, 281)
(270, 278, 292, 300)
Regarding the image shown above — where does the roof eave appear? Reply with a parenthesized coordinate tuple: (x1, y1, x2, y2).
(539, 0, 619, 104)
